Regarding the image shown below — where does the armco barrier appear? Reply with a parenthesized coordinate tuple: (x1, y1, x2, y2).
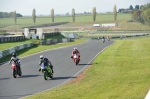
(0, 43, 34, 59)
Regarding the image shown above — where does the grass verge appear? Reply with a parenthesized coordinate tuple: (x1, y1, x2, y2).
(0, 40, 33, 51)
(22, 37, 150, 99)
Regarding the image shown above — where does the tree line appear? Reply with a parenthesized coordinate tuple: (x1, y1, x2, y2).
(2, 6, 118, 24)
(29, 6, 116, 24)
(0, 12, 22, 18)
(131, 3, 150, 25)
(118, 5, 144, 13)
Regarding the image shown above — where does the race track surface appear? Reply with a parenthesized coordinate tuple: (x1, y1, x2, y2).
(0, 39, 113, 99)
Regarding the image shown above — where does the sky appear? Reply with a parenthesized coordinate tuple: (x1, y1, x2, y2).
(0, 0, 149, 16)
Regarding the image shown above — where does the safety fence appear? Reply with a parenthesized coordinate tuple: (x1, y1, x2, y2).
(80, 33, 148, 38)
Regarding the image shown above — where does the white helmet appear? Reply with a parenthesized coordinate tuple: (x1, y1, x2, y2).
(40, 55, 44, 59)
(74, 47, 77, 50)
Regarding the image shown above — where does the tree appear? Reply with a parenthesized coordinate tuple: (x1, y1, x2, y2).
(65, 12, 69, 16)
(140, 5, 144, 9)
(135, 5, 139, 9)
(32, 9, 36, 23)
(131, 3, 150, 25)
(129, 5, 133, 10)
(72, 8, 75, 22)
(51, 9, 54, 22)
(92, 7, 96, 21)
(113, 5, 117, 20)
(13, 11, 17, 24)
(0, 12, 22, 18)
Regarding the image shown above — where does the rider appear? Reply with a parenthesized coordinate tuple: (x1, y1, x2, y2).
(102, 36, 105, 42)
(71, 47, 80, 61)
(9, 52, 21, 69)
(39, 55, 54, 74)
(102, 36, 105, 40)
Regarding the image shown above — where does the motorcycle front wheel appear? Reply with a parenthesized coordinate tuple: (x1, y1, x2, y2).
(76, 60, 79, 65)
(13, 70, 17, 78)
(44, 71, 48, 80)
(18, 68, 22, 76)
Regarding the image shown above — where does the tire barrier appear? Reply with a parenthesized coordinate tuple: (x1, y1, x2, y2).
(0, 35, 25, 43)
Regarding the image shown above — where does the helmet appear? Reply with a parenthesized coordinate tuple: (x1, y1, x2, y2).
(74, 47, 77, 50)
(40, 55, 44, 59)
(12, 53, 16, 57)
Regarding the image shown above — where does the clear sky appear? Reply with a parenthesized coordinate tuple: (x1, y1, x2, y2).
(0, 0, 149, 16)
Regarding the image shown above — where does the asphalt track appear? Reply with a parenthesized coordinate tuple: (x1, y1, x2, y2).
(0, 39, 113, 99)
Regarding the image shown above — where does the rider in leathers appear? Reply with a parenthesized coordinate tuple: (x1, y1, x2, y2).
(39, 55, 54, 74)
(71, 48, 80, 61)
(9, 53, 21, 69)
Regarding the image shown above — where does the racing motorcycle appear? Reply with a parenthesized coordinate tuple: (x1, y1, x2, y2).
(102, 38, 105, 43)
(107, 37, 110, 41)
(11, 61, 22, 78)
(40, 64, 53, 80)
(72, 53, 80, 65)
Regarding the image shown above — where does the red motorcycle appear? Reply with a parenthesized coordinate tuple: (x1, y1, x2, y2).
(107, 37, 110, 41)
(11, 62, 22, 78)
(73, 53, 80, 65)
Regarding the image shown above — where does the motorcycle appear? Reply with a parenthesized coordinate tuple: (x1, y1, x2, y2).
(102, 38, 105, 43)
(11, 61, 22, 78)
(40, 64, 53, 80)
(73, 53, 80, 65)
(107, 37, 110, 41)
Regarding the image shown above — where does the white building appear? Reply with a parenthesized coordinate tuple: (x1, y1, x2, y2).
(24, 28, 43, 39)
(93, 24, 100, 27)
(101, 23, 118, 27)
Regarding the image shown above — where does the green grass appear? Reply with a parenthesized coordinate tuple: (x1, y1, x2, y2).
(22, 36, 150, 99)
(1, 13, 150, 31)
(0, 40, 32, 51)
(0, 14, 130, 26)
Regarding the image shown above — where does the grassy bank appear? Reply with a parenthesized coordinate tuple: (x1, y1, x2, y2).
(0, 40, 32, 51)
(22, 36, 150, 99)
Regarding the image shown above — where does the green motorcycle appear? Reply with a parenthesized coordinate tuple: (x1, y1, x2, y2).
(40, 66, 53, 80)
